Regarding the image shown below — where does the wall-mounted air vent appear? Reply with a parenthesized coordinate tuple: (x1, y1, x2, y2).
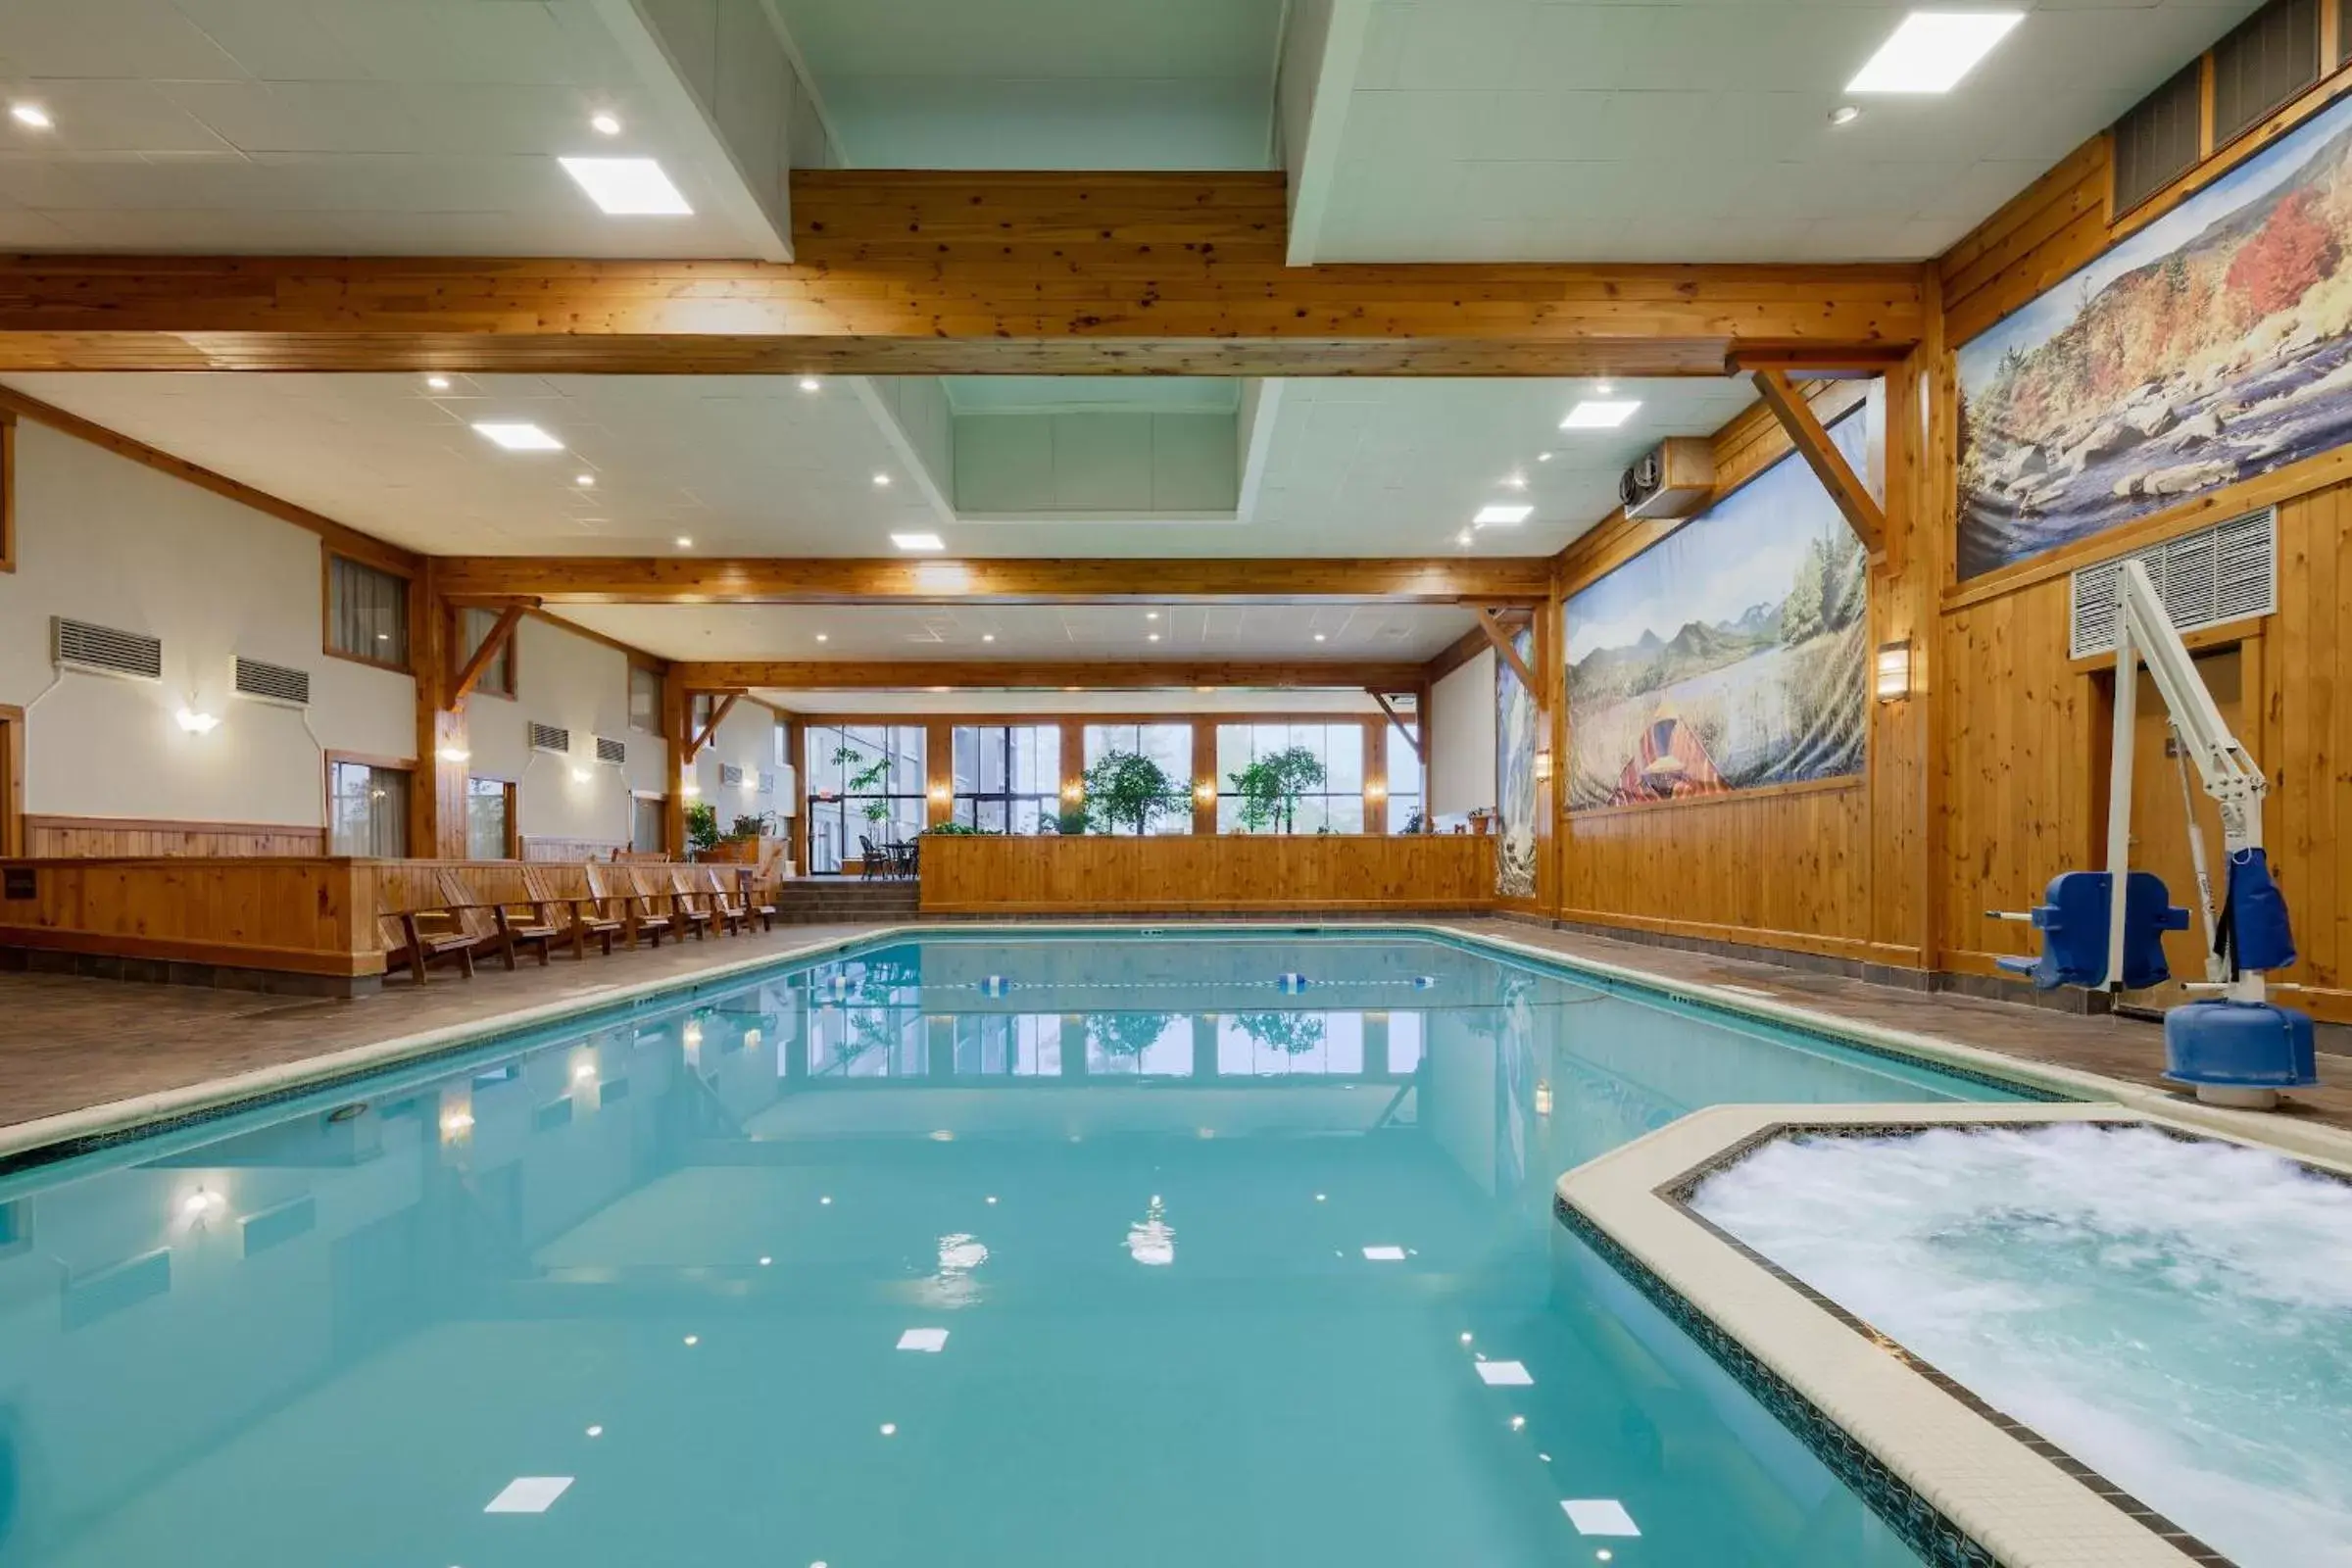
(527, 721, 571, 756)
(232, 657, 311, 709)
(2070, 509, 2277, 659)
(595, 736, 626, 766)
(719, 762, 746, 788)
(53, 617, 163, 682)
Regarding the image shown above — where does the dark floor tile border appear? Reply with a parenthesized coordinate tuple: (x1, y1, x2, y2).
(0, 944, 377, 998)
(1644, 1119, 2282, 1567)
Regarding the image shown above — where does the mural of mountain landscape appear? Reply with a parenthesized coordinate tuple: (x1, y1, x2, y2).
(1565, 414, 1869, 811)
(1959, 93, 2352, 578)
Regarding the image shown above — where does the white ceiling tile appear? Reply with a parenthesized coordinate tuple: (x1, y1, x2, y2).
(0, 0, 249, 77)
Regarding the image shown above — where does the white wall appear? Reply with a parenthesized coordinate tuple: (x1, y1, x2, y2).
(1426, 648, 1496, 821)
(0, 421, 413, 827)
(465, 614, 669, 849)
(686, 696, 793, 831)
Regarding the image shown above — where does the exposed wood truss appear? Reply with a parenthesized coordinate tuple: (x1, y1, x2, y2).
(0, 174, 1927, 377)
(447, 601, 529, 708)
(435, 555, 1553, 607)
(1749, 369, 1886, 557)
(673, 661, 1428, 692)
(683, 691, 742, 761)
(1370, 690, 1422, 760)
(1473, 609, 1539, 693)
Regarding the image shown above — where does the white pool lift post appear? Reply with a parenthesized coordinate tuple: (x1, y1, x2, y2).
(1993, 557, 2317, 1109)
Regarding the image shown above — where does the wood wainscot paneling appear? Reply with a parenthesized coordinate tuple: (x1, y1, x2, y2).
(918, 834, 1495, 916)
(23, 815, 328, 858)
(0, 856, 374, 978)
(521, 838, 626, 863)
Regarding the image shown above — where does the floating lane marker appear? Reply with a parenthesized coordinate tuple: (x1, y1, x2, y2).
(1362, 1245, 1406, 1261)
(485, 1477, 574, 1514)
(980, 975, 1012, 997)
(1278, 972, 1310, 994)
(1412, 975, 1438, 990)
(1561, 1500, 1640, 1537)
(897, 1328, 950, 1352)
(1474, 1360, 1534, 1387)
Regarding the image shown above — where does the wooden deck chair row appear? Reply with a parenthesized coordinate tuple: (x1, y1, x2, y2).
(385, 869, 562, 984)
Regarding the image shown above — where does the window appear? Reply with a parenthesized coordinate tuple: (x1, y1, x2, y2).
(1081, 722, 1193, 834)
(457, 608, 516, 699)
(1216, 722, 1364, 833)
(774, 718, 792, 768)
(325, 555, 408, 666)
(328, 759, 411, 857)
(1386, 722, 1424, 833)
(953, 724, 1060, 833)
(628, 664, 662, 734)
(631, 794, 665, 854)
(689, 693, 715, 738)
(803, 723, 926, 873)
(466, 776, 514, 859)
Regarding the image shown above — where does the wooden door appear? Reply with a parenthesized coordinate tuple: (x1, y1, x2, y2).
(2119, 646, 2247, 1010)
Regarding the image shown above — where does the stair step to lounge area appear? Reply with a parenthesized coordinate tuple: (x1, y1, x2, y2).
(771, 878, 921, 924)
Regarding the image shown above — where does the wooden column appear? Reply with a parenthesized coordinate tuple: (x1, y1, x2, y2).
(1192, 716, 1218, 835)
(1544, 572, 1569, 915)
(662, 666, 688, 858)
(408, 561, 467, 859)
(1059, 718, 1086, 825)
(1363, 714, 1388, 835)
(925, 717, 954, 827)
(785, 716, 808, 876)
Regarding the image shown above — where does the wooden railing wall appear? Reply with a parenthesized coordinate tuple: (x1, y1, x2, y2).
(919, 834, 1494, 916)
(24, 815, 328, 858)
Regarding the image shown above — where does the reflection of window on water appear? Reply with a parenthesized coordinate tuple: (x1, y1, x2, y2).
(1084, 1013, 1191, 1075)
(1389, 1011, 1425, 1074)
(808, 1006, 927, 1077)
(952, 1014, 1062, 1076)
(1218, 1011, 1366, 1075)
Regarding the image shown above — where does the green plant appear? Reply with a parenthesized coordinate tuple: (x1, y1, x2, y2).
(922, 821, 996, 835)
(832, 743, 896, 826)
(1234, 1010, 1327, 1055)
(684, 801, 720, 856)
(1053, 805, 1091, 836)
(1082, 749, 1186, 836)
(727, 811, 774, 840)
(1084, 1010, 1177, 1059)
(1227, 746, 1327, 833)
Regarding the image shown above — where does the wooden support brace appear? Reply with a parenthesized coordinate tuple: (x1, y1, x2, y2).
(1474, 609, 1540, 694)
(1750, 368, 1886, 558)
(1370, 690, 1423, 760)
(447, 601, 528, 709)
(684, 691, 742, 762)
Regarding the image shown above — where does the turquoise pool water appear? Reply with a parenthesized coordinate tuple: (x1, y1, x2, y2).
(0, 932, 2026, 1567)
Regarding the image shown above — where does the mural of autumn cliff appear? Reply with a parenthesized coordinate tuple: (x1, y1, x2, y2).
(1495, 624, 1539, 898)
(1565, 415, 1869, 811)
(1959, 94, 2352, 578)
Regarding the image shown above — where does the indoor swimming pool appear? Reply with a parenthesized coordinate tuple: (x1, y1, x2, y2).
(0, 931, 2032, 1567)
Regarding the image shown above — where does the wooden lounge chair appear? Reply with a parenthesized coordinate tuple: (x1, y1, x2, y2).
(585, 860, 672, 948)
(383, 873, 495, 984)
(664, 866, 719, 940)
(439, 867, 560, 971)
(698, 865, 752, 935)
(523, 864, 620, 958)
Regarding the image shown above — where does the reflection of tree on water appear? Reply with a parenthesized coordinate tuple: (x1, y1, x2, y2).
(1233, 1010, 1327, 1055)
(1084, 1011, 1178, 1059)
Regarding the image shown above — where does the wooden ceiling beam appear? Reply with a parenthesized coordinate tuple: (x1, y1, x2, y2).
(1749, 368, 1886, 557)
(446, 601, 528, 708)
(0, 173, 1925, 376)
(682, 691, 741, 761)
(1370, 690, 1423, 760)
(674, 660, 1429, 692)
(435, 555, 1553, 607)
(1473, 608, 1540, 692)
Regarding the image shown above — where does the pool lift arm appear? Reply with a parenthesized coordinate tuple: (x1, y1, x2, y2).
(1993, 558, 2316, 1109)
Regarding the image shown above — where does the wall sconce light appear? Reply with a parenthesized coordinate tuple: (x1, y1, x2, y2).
(1534, 748, 1554, 784)
(1061, 782, 1083, 802)
(928, 784, 950, 805)
(681, 780, 702, 797)
(174, 708, 220, 735)
(1875, 640, 1914, 703)
(1195, 781, 1216, 803)
(1534, 1080, 1553, 1117)
(572, 767, 593, 783)
(437, 745, 471, 763)
(1366, 783, 1387, 802)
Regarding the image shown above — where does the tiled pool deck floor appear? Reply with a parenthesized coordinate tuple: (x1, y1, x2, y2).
(0, 918, 2343, 1138)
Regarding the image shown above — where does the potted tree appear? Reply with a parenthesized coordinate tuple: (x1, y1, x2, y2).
(1227, 746, 1326, 833)
(1082, 750, 1187, 836)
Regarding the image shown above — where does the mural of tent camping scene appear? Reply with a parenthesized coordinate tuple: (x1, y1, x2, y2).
(1564, 412, 1869, 812)
(1958, 91, 2352, 579)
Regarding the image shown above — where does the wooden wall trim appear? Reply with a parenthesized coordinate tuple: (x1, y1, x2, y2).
(0, 704, 22, 858)
(22, 813, 327, 858)
(1565, 775, 1861, 823)
(1556, 907, 1921, 968)
(675, 660, 1429, 691)
(918, 833, 1496, 915)
(0, 385, 417, 578)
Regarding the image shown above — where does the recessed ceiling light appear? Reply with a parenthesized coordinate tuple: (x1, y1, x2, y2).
(1561, 401, 1641, 430)
(1146, 611, 1160, 620)
(872, 472, 892, 487)
(892, 532, 944, 551)
(815, 633, 829, 642)
(674, 535, 694, 549)
(1312, 632, 1327, 642)
(472, 421, 564, 451)
(559, 156, 693, 216)
(1501, 472, 1528, 489)
(981, 633, 996, 643)
(574, 472, 595, 486)
(1829, 104, 1862, 126)
(1456, 528, 1475, 547)
(9, 103, 52, 130)
(1847, 12, 2023, 93)
(1538, 451, 1553, 462)
(424, 373, 451, 391)
(1475, 504, 1534, 526)
(590, 111, 622, 136)
(1147, 632, 1162, 642)
(799, 376, 821, 392)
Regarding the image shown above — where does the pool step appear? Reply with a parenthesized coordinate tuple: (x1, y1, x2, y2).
(771, 878, 921, 924)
